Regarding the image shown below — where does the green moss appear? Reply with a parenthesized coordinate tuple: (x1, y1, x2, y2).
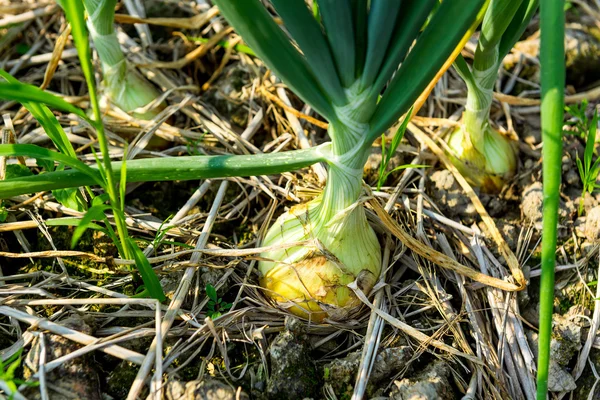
(106, 362, 141, 399)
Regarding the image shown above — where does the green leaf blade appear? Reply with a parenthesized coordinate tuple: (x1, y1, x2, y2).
(498, 0, 539, 60)
(0, 82, 88, 121)
(126, 237, 166, 302)
(370, 0, 437, 95)
(71, 204, 111, 248)
(0, 145, 326, 198)
(212, 0, 335, 121)
(370, 0, 487, 138)
(270, 0, 346, 105)
(360, 0, 402, 88)
(316, 0, 356, 87)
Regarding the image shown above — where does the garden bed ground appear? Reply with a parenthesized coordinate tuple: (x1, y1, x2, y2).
(2, 1, 600, 399)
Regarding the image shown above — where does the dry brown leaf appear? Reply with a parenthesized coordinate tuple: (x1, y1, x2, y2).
(369, 198, 523, 292)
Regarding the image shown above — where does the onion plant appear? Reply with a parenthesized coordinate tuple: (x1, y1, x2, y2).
(60, 0, 160, 117)
(537, 0, 565, 397)
(0, 0, 486, 320)
(450, 0, 537, 193)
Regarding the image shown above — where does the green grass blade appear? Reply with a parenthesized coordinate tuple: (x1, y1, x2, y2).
(498, 0, 538, 60)
(0, 144, 104, 187)
(46, 216, 105, 231)
(351, 0, 369, 77)
(270, 0, 346, 105)
(212, 0, 335, 121)
(360, 0, 402, 88)
(62, 0, 136, 261)
(126, 237, 166, 301)
(585, 111, 598, 172)
(316, 0, 355, 87)
(28, 104, 77, 157)
(388, 107, 413, 159)
(369, 0, 486, 139)
(370, 0, 437, 96)
(71, 204, 111, 248)
(60, 0, 98, 110)
(0, 145, 327, 198)
(0, 83, 88, 122)
(120, 148, 127, 211)
(0, 69, 88, 211)
(536, 0, 565, 398)
(0, 69, 77, 157)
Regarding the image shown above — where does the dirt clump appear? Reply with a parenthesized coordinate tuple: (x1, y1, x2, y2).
(584, 205, 600, 242)
(428, 170, 477, 222)
(266, 317, 319, 400)
(388, 360, 454, 400)
(163, 378, 249, 400)
(324, 346, 413, 397)
(23, 315, 102, 400)
(527, 311, 582, 392)
(521, 182, 574, 228)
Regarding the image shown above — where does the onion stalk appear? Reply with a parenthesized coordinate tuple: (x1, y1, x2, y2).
(450, 0, 538, 193)
(79, 0, 160, 117)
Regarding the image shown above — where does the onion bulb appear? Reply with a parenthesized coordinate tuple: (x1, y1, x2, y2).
(447, 123, 518, 193)
(259, 196, 381, 322)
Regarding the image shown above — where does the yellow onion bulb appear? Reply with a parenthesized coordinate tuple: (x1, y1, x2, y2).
(447, 124, 518, 193)
(258, 197, 381, 322)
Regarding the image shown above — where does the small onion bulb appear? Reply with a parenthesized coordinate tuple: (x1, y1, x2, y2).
(447, 124, 518, 193)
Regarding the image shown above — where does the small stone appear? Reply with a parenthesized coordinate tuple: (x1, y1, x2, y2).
(564, 168, 580, 186)
(389, 360, 453, 400)
(547, 361, 577, 392)
(164, 380, 186, 400)
(527, 312, 582, 393)
(584, 206, 600, 242)
(497, 221, 518, 251)
(551, 314, 582, 366)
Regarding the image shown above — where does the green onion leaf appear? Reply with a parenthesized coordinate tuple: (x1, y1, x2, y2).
(537, 0, 565, 397)
(0, 145, 327, 198)
(351, 0, 369, 77)
(370, 0, 437, 96)
(361, 0, 402, 88)
(498, 0, 539, 60)
(370, 0, 487, 138)
(212, 0, 336, 121)
(316, 0, 356, 87)
(271, 0, 346, 105)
